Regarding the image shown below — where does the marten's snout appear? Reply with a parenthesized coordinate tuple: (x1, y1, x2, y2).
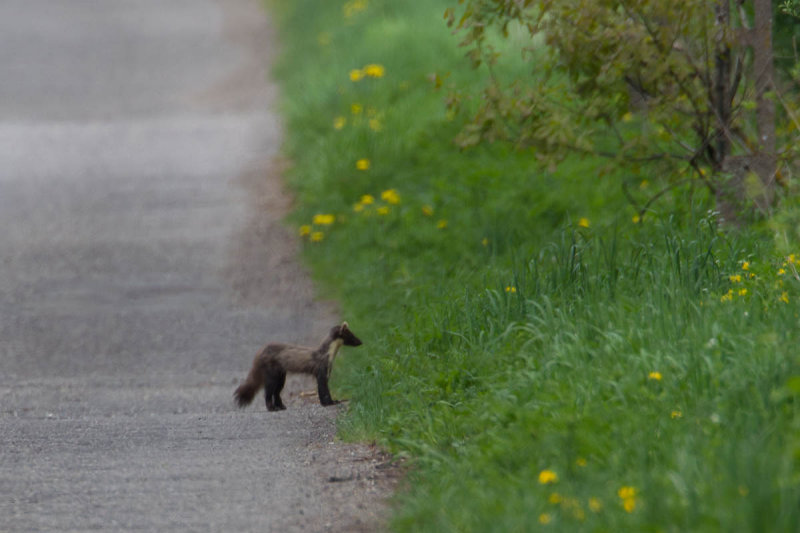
(336, 322, 363, 347)
(341, 328, 362, 347)
(344, 331, 362, 346)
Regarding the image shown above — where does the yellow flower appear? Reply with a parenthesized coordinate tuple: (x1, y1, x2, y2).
(588, 497, 603, 512)
(548, 493, 562, 504)
(621, 111, 633, 122)
(363, 64, 385, 78)
(349, 69, 364, 82)
(538, 513, 552, 525)
(639, 179, 649, 189)
(353, 203, 364, 213)
(505, 286, 517, 294)
(333, 116, 347, 130)
(299, 225, 311, 236)
(738, 288, 747, 296)
(789, 254, 797, 264)
(481, 237, 489, 247)
(312, 213, 335, 225)
(381, 189, 400, 204)
(575, 457, 587, 467)
(351, 103, 363, 115)
(421, 205, 434, 216)
(780, 291, 789, 303)
(310, 231, 324, 242)
(356, 158, 371, 171)
(721, 289, 734, 302)
(343, 0, 367, 18)
(538, 469, 558, 484)
(742, 261, 750, 271)
(436, 219, 448, 229)
(648, 371, 662, 381)
(729, 274, 742, 283)
(671, 410, 682, 419)
(368, 118, 382, 132)
(632, 214, 641, 224)
(618, 486, 637, 513)
(360, 194, 375, 205)
(376, 206, 390, 216)
(578, 217, 590, 228)
(623, 498, 636, 513)
(778, 268, 786, 275)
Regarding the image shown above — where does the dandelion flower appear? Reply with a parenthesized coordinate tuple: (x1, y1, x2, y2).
(360, 194, 375, 205)
(538, 469, 558, 484)
(481, 237, 489, 247)
(648, 371, 662, 381)
(363, 64, 385, 78)
(780, 292, 789, 303)
(356, 158, 371, 171)
(729, 274, 742, 283)
(632, 214, 641, 224)
(421, 205, 434, 216)
(588, 497, 603, 512)
(618, 486, 637, 513)
(548, 493, 562, 504)
(299, 225, 311, 237)
(351, 103, 363, 115)
(436, 219, 448, 229)
(742, 261, 750, 271)
(538, 513, 552, 525)
(353, 203, 364, 213)
(505, 286, 517, 294)
(575, 457, 587, 467)
(778, 268, 786, 275)
(380, 189, 400, 204)
(721, 289, 734, 302)
(376, 206, 390, 216)
(623, 498, 636, 513)
(621, 111, 633, 122)
(349, 69, 364, 82)
(578, 217, 590, 228)
(310, 231, 324, 242)
(333, 116, 347, 130)
(343, 0, 367, 18)
(671, 410, 682, 419)
(312, 213, 335, 225)
(369, 118, 382, 131)
(738, 288, 747, 296)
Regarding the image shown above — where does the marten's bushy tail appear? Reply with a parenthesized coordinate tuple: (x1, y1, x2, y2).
(234, 368, 262, 408)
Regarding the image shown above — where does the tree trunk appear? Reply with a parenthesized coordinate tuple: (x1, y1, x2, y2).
(751, 0, 777, 210)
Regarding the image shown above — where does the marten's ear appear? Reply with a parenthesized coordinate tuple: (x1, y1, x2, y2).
(341, 321, 349, 331)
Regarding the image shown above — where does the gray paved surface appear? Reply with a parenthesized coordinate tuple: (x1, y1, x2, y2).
(0, 1, 392, 531)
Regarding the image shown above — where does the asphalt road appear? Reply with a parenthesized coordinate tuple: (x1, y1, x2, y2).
(0, 1, 392, 531)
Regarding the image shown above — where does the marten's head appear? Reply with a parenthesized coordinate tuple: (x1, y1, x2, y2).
(331, 322, 362, 347)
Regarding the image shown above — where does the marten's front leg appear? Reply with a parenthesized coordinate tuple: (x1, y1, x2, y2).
(315, 369, 339, 406)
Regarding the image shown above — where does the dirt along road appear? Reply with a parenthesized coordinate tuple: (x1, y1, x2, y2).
(0, 1, 394, 531)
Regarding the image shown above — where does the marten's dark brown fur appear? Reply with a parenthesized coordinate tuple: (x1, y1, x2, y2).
(234, 322, 362, 411)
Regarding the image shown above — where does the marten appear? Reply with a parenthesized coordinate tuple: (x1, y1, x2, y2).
(234, 322, 362, 411)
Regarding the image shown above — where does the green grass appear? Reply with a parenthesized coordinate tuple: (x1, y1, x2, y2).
(267, 0, 800, 530)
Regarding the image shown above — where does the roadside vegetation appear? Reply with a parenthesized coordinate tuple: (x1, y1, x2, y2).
(267, 0, 800, 530)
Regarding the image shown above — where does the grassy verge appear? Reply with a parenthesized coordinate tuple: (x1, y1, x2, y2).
(267, 0, 800, 530)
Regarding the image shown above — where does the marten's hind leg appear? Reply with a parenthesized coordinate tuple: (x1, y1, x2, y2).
(272, 371, 287, 410)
